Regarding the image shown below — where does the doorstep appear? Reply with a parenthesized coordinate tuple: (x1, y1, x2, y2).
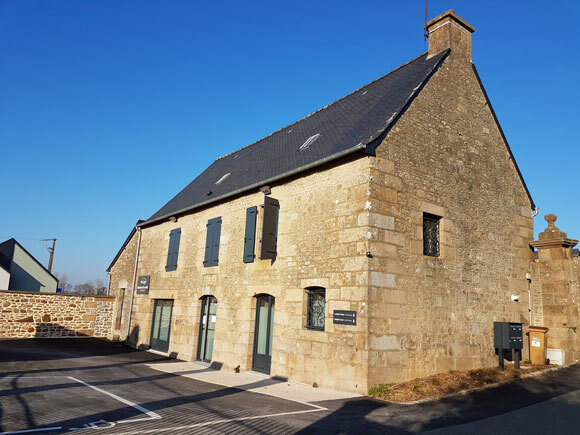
(146, 360, 361, 403)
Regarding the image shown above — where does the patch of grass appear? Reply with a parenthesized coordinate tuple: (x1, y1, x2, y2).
(368, 383, 394, 397)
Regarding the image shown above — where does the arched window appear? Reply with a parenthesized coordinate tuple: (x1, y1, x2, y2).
(306, 287, 325, 331)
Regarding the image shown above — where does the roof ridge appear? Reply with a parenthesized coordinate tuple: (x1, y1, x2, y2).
(216, 51, 429, 161)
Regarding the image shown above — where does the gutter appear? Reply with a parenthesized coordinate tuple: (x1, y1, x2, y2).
(125, 226, 142, 344)
(140, 144, 367, 227)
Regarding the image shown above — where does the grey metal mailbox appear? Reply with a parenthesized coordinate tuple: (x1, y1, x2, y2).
(494, 321, 523, 370)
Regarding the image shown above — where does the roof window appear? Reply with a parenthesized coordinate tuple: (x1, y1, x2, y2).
(215, 173, 231, 185)
(299, 134, 320, 151)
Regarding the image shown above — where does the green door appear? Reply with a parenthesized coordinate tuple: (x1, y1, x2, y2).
(252, 295, 275, 374)
(197, 296, 217, 362)
(150, 299, 173, 353)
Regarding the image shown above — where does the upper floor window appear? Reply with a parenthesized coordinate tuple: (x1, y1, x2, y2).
(165, 228, 181, 271)
(306, 287, 325, 331)
(423, 213, 441, 257)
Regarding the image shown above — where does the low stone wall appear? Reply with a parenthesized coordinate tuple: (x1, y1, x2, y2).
(0, 290, 115, 338)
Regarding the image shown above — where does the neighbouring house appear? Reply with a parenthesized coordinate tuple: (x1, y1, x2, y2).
(108, 10, 543, 393)
(0, 238, 58, 293)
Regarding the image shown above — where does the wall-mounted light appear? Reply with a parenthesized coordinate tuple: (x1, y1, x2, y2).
(259, 186, 271, 195)
(511, 295, 520, 302)
(169, 216, 177, 223)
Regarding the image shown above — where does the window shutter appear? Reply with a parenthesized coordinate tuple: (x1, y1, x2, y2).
(203, 221, 214, 267)
(260, 197, 279, 260)
(244, 206, 257, 263)
(203, 217, 221, 267)
(210, 218, 222, 266)
(171, 228, 181, 269)
(166, 228, 181, 271)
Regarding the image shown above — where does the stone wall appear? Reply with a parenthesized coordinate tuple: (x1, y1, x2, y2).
(0, 290, 115, 338)
(367, 50, 534, 385)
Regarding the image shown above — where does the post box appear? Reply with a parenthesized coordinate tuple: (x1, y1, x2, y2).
(494, 322, 523, 370)
(527, 326, 548, 365)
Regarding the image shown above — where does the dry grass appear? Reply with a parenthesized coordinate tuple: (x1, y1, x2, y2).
(368, 364, 554, 403)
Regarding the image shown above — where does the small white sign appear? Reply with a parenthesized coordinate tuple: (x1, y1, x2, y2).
(532, 338, 541, 348)
(210, 315, 216, 323)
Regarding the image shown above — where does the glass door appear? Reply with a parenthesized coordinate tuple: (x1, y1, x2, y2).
(197, 296, 217, 362)
(150, 299, 173, 353)
(252, 295, 275, 374)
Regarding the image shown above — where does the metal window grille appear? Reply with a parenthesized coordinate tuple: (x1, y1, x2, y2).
(423, 213, 440, 257)
(306, 288, 325, 331)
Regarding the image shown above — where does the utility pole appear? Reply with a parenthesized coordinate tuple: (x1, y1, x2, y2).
(42, 238, 57, 272)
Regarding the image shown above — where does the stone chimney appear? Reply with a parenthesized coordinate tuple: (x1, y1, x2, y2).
(426, 10, 475, 61)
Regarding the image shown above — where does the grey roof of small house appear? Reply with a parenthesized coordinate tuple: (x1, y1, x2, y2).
(144, 50, 451, 225)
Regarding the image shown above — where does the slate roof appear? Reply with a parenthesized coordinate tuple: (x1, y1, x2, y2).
(144, 50, 450, 225)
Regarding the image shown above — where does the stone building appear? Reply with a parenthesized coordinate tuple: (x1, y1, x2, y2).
(108, 10, 538, 393)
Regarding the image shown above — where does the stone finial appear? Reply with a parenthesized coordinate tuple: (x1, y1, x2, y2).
(532, 213, 578, 250)
(539, 214, 568, 241)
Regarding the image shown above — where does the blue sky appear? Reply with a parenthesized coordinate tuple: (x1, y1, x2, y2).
(1, 1, 579, 285)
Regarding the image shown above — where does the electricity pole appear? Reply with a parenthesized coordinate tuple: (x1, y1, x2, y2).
(42, 238, 57, 272)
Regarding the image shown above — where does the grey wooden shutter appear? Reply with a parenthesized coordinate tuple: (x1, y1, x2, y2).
(203, 221, 214, 267)
(260, 197, 279, 260)
(166, 228, 181, 271)
(210, 218, 222, 266)
(244, 206, 257, 263)
(203, 217, 221, 267)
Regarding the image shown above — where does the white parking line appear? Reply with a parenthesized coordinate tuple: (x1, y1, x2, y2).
(67, 377, 161, 423)
(112, 407, 327, 435)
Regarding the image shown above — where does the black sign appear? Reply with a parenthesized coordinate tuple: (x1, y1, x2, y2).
(136, 276, 150, 294)
(333, 310, 357, 326)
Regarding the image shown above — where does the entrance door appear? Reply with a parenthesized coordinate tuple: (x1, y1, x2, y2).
(197, 296, 217, 362)
(252, 295, 275, 374)
(150, 299, 173, 353)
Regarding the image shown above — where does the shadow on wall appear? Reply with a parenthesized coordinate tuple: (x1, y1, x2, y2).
(34, 323, 90, 339)
(9, 262, 48, 292)
(127, 325, 140, 348)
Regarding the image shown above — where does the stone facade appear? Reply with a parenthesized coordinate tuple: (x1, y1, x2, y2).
(108, 10, 550, 393)
(366, 45, 534, 385)
(0, 290, 115, 338)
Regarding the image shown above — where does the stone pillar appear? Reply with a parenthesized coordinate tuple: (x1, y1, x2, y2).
(531, 214, 580, 363)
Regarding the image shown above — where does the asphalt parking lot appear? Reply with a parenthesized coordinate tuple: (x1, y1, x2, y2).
(1, 338, 580, 434)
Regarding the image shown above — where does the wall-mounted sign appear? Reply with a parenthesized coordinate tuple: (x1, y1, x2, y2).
(136, 276, 150, 294)
(333, 310, 357, 326)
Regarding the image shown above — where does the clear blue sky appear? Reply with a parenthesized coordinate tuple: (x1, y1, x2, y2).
(1, 1, 578, 285)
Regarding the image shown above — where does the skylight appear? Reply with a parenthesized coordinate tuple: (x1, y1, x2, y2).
(215, 173, 231, 185)
(299, 134, 320, 151)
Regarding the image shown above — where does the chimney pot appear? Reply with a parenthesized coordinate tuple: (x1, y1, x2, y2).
(426, 10, 475, 60)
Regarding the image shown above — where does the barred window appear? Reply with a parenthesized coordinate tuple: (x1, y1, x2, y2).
(423, 213, 441, 257)
(306, 287, 325, 331)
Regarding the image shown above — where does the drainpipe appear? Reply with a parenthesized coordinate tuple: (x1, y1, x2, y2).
(125, 226, 142, 344)
(526, 273, 532, 326)
(532, 207, 539, 218)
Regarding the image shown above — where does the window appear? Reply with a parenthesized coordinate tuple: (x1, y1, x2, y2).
(298, 134, 320, 151)
(215, 173, 231, 185)
(306, 287, 325, 331)
(260, 197, 279, 260)
(203, 217, 222, 267)
(423, 213, 441, 257)
(165, 228, 181, 271)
